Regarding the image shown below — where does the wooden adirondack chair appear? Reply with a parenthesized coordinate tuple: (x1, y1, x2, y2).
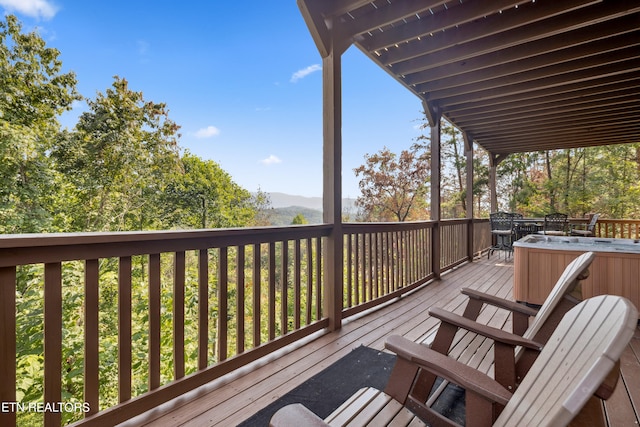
(423, 251, 596, 397)
(270, 295, 638, 427)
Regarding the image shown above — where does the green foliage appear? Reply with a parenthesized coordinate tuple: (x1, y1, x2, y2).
(0, 14, 80, 233)
(495, 144, 640, 218)
(51, 76, 182, 231)
(161, 153, 256, 229)
(0, 14, 280, 426)
(291, 213, 309, 225)
(354, 142, 430, 222)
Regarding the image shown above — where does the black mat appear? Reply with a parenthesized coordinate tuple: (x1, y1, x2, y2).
(239, 345, 397, 426)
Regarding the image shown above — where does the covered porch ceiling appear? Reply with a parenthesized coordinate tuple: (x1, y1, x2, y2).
(298, 0, 640, 157)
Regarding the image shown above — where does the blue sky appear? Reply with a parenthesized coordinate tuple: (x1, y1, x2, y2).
(1, 0, 425, 198)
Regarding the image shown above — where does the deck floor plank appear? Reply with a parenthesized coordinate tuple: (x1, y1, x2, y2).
(123, 256, 640, 427)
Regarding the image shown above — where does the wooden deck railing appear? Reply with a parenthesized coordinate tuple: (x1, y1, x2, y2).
(0, 219, 492, 427)
(0, 226, 331, 427)
(1, 211, 635, 427)
(342, 222, 434, 318)
(594, 219, 640, 239)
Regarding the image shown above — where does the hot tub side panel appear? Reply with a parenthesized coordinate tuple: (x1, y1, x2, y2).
(513, 246, 640, 315)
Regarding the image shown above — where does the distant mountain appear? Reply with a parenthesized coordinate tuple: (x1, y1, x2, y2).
(267, 206, 323, 226)
(259, 192, 359, 226)
(267, 192, 356, 211)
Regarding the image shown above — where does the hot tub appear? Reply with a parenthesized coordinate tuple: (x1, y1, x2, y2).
(513, 235, 640, 315)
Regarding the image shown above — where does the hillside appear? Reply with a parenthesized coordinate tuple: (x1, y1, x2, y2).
(262, 193, 358, 225)
(266, 206, 323, 226)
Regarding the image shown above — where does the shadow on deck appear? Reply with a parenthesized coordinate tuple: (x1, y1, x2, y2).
(125, 256, 640, 426)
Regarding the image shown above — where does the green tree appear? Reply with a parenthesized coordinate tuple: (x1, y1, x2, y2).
(354, 142, 430, 222)
(440, 121, 467, 218)
(51, 76, 181, 231)
(291, 213, 308, 225)
(0, 14, 80, 233)
(162, 153, 256, 229)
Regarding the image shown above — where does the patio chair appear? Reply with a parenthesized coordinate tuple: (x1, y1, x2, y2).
(570, 213, 600, 237)
(488, 212, 515, 259)
(538, 212, 569, 236)
(270, 295, 637, 427)
(418, 252, 598, 403)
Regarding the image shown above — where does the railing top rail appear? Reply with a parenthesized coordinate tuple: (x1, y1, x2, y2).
(0, 224, 333, 249)
(342, 221, 435, 233)
(0, 224, 333, 268)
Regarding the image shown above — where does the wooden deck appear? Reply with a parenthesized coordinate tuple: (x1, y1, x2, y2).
(124, 256, 640, 426)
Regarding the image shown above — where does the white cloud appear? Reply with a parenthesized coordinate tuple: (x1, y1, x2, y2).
(260, 155, 282, 165)
(290, 64, 322, 83)
(194, 126, 221, 138)
(0, 0, 58, 20)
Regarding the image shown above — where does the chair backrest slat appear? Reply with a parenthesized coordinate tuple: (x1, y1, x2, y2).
(495, 295, 637, 427)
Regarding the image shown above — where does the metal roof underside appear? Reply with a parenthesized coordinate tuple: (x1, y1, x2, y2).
(298, 0, 640, 156)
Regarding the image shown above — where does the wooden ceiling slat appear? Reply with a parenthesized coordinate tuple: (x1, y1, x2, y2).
(470, 112, 640, 139)
(423, 46, 640, 101)
(355, 0, 526, 51)
(388, 2, 640, 76)
(299, 0, 640, 155)
(458, 99, 640, 130)
(340, 0, 446, 40)
(455, 95, 638, 132)
(481, 130, 640, 148)
(400, 15, 640, 84)
(321, 0, 374, 18)
(445, 73, 640, 114)
(434, 57, 640, 108)
(478, 127, 640, 147)
(449, 79, 640, 119)
(405, 31, 638, 90)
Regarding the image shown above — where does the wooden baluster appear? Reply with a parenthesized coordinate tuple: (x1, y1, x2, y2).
(252, 244, 261, 347)
(85, 259, 99, 415)
(353, 234, 359, 303)
(149, 254, 161, 390)
(0, 266, 16, 427)
(294, 240, 301, 330)
(174, 251, 185, 379)
(198, 249, 208, 369)
(384, 232, 391, 294)
(305, 238, 313, 324)
(44, 262, 62, 427)
(118, 256, 132, 402)
(367, 233, 373, 300)
(218, 247, 228, 362)
(280, 242, 288, 335)
(345, 234, 352, 308)
(268, 242, 276, 341)
(315, 238, 322, 319)
(370, 233, 383, 298)
(236, 246, 245, 355)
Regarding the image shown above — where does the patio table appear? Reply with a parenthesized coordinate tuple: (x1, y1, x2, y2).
(513, 218, 543, 240)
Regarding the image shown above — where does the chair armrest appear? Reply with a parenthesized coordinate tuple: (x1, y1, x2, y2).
(461, 288, 539, 317)
(386, 335, 512, 406)
(429, 307, 543, 350)
(270, 404, 329, 427)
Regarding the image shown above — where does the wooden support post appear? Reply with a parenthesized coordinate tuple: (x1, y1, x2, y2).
(322, 42, 343, 331)
(464, 132, 475, 260)
(489, 155, 498, 213)
(429, 108, 442, 278)
(489, 153, 508, 213)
